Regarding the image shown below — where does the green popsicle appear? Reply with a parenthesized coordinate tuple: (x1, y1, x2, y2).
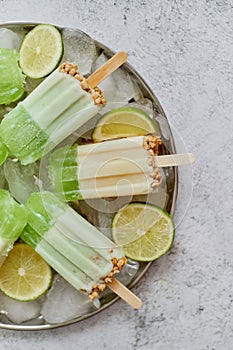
(0, 189, 27, 266)
(20, 191, 126, 299)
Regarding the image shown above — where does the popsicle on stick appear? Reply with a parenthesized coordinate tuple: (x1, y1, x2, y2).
(0, 52, 128, 165)
(20, 191, 141, 308)
(49, 134, 195, 201)
(0, 189, 27, 267)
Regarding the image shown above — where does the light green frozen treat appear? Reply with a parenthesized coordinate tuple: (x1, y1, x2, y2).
(20, 191, 126, 299)
(0, 189, 27, 267)
(49, 134, 163, 201)
(0, 48, 25, 105)
(0, 139, 8, 166)
(49, 145, 80, 201)
(0, 62, 105, 165)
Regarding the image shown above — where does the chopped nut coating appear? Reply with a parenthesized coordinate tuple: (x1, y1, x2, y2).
(59, 62, 106, 106)
(88, 256, 127, 300)
(143, 134, 163, 191)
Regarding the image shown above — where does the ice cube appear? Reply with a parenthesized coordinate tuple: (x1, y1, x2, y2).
(92, 53, 143, 107)
(25, 77, 44, 95)
(0, 292, 42, 324)
(154, 113, 173, 141)
(62, 28, 97, 75)
(130, 98, 154, 117)
(41, 275, 98, 324)
(78, 199, 101, 227)
(79, 196, 134, 239)
(0, 28, 23, 50)
(116, 259, 140, 285)
(4, 159, 39, 204)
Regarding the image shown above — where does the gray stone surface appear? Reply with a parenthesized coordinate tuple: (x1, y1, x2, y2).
(0, 0, 233, 349)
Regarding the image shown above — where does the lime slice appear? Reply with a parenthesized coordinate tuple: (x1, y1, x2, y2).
(92, 106, 158, 142)
(0, 243, 52, 301)
(19, 24, 63, 79)
(112, 203, 174, 261)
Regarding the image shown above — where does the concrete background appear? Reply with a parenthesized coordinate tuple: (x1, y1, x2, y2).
(0, 0, 233, 349)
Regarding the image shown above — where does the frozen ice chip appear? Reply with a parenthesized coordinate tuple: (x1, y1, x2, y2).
(130, 98, 154, 118)
(116, 259, 140, 285)
(41, 276, 99, 324)
(4, 159, 39, 204)
(96, 197, 134, 238)
(62, 28, 97, 75)
(92, 53, 143, 105)
(0, 292, 41, 324)
(79, 196, 133, 240)
(154, 113, 172, 141)
(25, 77, 44, 95)
(0, 28, 23, 50)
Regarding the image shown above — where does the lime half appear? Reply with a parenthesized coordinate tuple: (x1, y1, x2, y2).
(112, 203, 174, 261)
(19, 24, 63, 79)
(92, 106, 158, 142)
(0, 244, 52, 301)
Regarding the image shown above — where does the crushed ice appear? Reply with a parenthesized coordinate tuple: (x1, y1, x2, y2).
(3, 159, 40, 204)
(0, 292, 42, 324)
(41, 275, 99, 324)
(62, 28, 97, 75)
(92, 53, 143, 107)
(0, 28, 24, 50)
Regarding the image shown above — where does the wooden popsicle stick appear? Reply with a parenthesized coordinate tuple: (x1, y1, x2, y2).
(86, 51, 128, 88)
(78, 152, 195, 181)
(154, 153, 195, 167)
(107, 277, 142, 309)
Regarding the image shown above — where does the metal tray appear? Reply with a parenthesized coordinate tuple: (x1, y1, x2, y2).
(0, 22, 178, 330)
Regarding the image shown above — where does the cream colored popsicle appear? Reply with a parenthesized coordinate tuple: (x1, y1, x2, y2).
(49, 134, 195, 201)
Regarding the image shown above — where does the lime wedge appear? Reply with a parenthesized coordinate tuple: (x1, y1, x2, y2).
(112, 203, 174, 261)
(0, 243, 52, 301)
(19, 24, 63, 79)
(92, 106, 158, 142)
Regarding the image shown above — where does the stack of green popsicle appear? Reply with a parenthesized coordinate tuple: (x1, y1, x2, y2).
(49, 134, 195, 201)
(49, 134, 162, 201)
(20, 191, 127, 299)
(0, 62, 105, 165)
